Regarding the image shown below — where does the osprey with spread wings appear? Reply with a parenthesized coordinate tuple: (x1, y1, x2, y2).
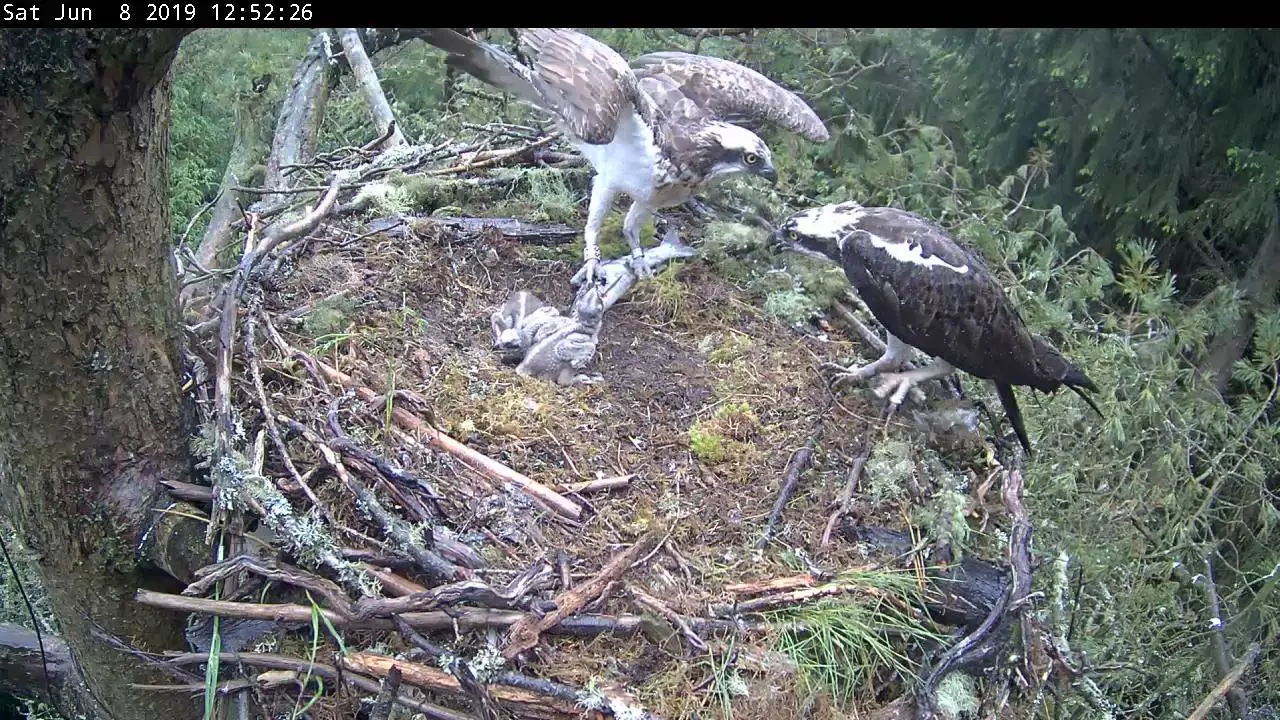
(417, 28, 830, 286)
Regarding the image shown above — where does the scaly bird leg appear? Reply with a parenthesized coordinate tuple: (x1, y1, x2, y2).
(621, 201, 653, 280)
(870, 358, 957, 409)
(822, 333, 912, 389)
(571, 182, 619, 288)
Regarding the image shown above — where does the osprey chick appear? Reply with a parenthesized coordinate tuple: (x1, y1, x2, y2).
(515, 284, 607, 387)
(418, 28, 830, 286)
(491, 290, 562, 364)
(775, 201, 1103, 454)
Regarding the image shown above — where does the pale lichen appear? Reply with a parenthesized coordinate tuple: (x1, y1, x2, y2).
(763, 288, 820, 328)
(466, 645, 506, 682)
(934, 671, 980, 719)
(865, 437, 915, 506)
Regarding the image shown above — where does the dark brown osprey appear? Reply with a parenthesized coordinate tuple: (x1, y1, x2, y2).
(775, 201, 1103, 454)
(417, 28, 830, 286)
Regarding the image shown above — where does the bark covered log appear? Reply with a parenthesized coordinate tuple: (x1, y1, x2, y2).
(837, 521, 1008, 629)
(260, 30, 334, 198)
(0, 28, 202, 720)
(181, 89, 273, 311)
(335, 28, 406, 148)
(403, 215, 581, 245)
(1198, 201, 1280, 396)
(0, 623, 104, 718)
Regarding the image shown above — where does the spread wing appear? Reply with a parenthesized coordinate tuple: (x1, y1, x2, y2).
(517, 28, 650, 144)
(837, 208, 1044, 387)
(418, 28, 647, 145)
(630, 51, 830, 142)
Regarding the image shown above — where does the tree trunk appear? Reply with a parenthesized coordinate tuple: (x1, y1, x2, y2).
(335, 28, 406, 148)
(0, 623, 102, 717)
(260, 30, 334, 197)
(1199, 202, 1280, 395)
(0, 29, 200, 720)
(182, 97, 270, 315)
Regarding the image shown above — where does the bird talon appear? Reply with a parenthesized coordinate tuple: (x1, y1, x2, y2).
(628, 251, 652, 280)
(871, 372, 919, 408)
(821, 362, 877, 389)
(573, 258, 600, 289)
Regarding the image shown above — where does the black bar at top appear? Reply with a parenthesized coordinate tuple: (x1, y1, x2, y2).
(0, 0, 331, 27)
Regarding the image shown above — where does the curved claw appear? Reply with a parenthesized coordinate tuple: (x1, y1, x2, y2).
(572, 257, 601, 289)
(870, 372, 915, 408)
(628, 250, 652, 280)
(820, 361, 878, 390)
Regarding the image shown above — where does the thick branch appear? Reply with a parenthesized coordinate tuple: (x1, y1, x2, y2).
(335, 28, 406, 149)
(1198, 202, 1280, 395)
(502, 526, 665, 660)
(260, 31, 334, 197)
(181, 84, 272, 310)
(263, 329, 583, 520)
(0, 624, 103, 718)
(1187, 643, 1263, 720)
(135, 589, 767, 637)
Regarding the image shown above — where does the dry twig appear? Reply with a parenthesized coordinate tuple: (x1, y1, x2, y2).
(501, 527, 666, 660)
(629, 584, 708, 653)
(341, 654, 588, 720)
(278, 413, 465, 584)
(155, 651, 473, 720)
(757, 435, 818, 550)
(427, 134, 561, 176)
(1187, 642, 1263, 720)
(915, 449, 1034, 720)
(135, 588, 772, 638)
(262, 329, 583, 521)
(368, 663, 403, 720)
(350, 563, 554, 618)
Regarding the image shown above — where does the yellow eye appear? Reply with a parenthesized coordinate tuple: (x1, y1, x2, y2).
(744, 152, 759, 165)
(788, 230, 799, 240)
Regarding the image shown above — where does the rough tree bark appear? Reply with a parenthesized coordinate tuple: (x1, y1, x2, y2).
(181, 95, 272, 314)
(1199, 202, 1280, 395)
(0, 623, 93, 715)
(0, 29, 200, 719)
(335, 28, 407, 148)
(260, 30, 334, 197)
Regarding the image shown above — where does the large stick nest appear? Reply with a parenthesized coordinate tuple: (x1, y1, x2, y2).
(153, 131, 1033, 720)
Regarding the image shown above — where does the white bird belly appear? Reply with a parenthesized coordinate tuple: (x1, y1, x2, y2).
(572, 107, 661, 202)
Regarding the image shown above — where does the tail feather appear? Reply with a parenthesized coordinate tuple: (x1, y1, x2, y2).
(995, 382, 1033, 456)
(418, 29, 542, 107)
(1032, 335, 1105, 420)
(1061, 364, 1099, 394)
(1061, 364, 1105, 419)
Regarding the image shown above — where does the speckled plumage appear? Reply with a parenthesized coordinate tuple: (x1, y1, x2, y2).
(490, 290, 562, 364)
(515, 284, 607, 387)
(417, 28, 829, 285)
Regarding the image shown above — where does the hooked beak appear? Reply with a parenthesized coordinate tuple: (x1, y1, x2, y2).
(759, 163, 778, 184)
(771, 225, 791, 253)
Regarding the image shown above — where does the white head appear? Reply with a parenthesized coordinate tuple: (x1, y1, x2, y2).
(772, 201, 868, 262)
(702, 122, 777, 184)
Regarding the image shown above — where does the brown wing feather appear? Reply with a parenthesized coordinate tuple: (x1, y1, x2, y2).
(516, 28, 647, 145)
(635, 73, 705, 126)
(419, 28, 645, 146)
(836, 210, 1045, 387)
(630, 50, 830, 142)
